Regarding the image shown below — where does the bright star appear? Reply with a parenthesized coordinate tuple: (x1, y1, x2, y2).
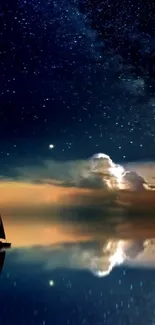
(49, 144, 55, 149)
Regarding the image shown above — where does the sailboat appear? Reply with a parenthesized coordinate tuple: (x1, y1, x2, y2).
(0, 215, 11, 250)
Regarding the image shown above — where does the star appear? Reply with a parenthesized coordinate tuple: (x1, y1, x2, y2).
(49, 144, 55, 149)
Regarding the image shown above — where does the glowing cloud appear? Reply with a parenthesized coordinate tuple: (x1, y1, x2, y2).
(89, 152, 154, 191)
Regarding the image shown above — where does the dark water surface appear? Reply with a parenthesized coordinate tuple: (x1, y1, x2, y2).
(1, 248, 155, 325)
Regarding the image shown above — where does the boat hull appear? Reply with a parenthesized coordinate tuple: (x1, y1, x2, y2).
(0, 242, 11, 250)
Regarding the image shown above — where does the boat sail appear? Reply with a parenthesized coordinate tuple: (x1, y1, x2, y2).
(0, 215, 11, 249)
(0, 216, 6, 240)
(0, 215, 11, 274)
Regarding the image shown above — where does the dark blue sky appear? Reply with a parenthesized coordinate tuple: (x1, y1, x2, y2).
(0, 0, 155, 165)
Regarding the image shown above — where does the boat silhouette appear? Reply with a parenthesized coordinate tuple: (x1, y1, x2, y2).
(0, 215, 11, 273)
(0, 215, 11, 250)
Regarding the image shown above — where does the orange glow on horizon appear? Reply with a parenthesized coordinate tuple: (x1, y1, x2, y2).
(1, 180, 155, 248)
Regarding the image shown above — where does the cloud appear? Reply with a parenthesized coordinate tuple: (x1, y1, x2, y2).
(1, 153, 155, 232)
(12, 152, 155, 191)
(124, 161, 155, 185)
(121, 171, 147, 191)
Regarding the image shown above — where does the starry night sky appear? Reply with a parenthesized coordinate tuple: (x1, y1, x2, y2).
(1, 0, 155, 166)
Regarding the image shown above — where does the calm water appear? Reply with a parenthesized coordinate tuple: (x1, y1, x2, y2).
(1, 248, 155, 325)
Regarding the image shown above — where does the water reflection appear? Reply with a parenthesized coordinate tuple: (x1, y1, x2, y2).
(1, 246, 155, 325)
(2, 215, 155, 276)
(1, 187, 155, 324)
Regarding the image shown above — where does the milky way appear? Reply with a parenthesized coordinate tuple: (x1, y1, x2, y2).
(0, 0, 155, 164)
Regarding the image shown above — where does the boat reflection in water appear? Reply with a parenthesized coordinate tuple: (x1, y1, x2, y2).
(0, 215, 11, 273)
